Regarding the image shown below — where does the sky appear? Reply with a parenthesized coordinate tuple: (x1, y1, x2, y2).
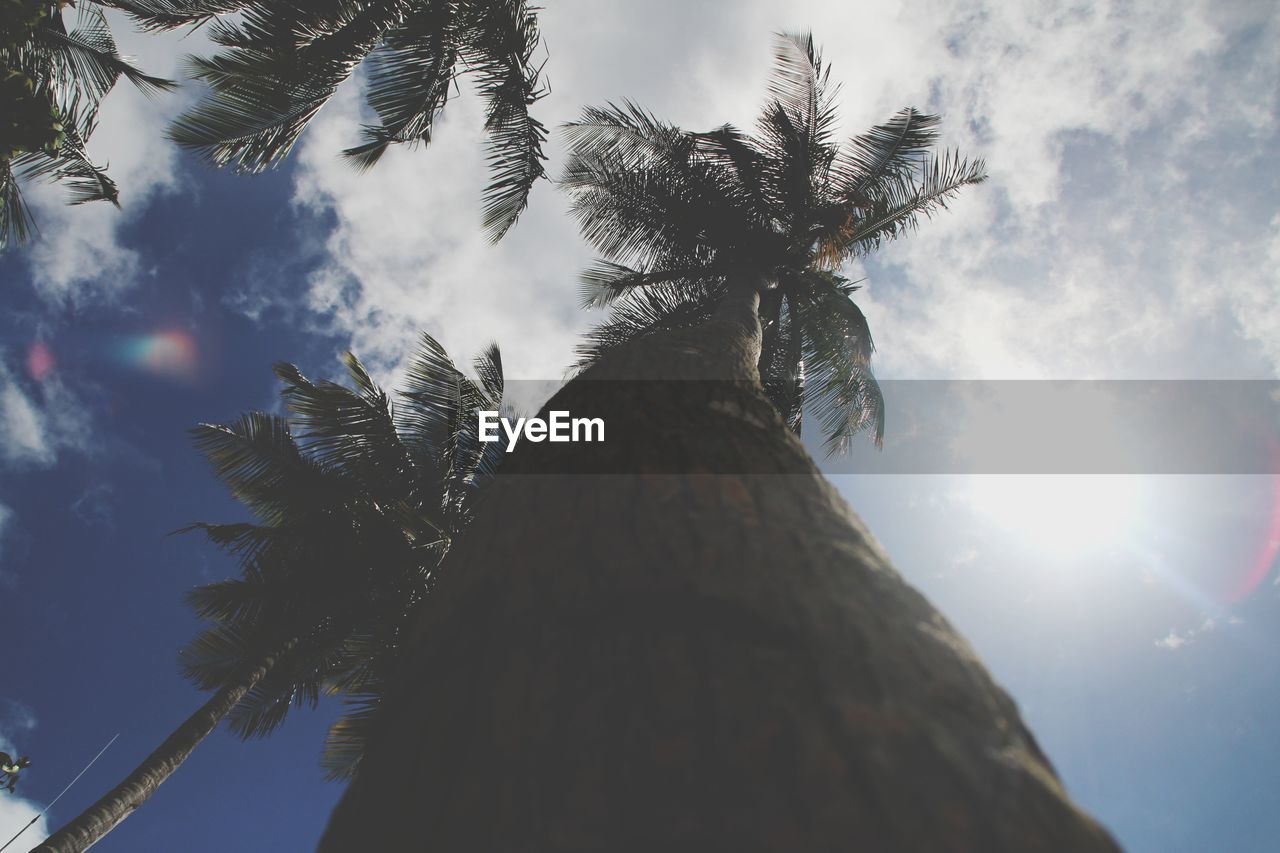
(1, 0, 1278, 850)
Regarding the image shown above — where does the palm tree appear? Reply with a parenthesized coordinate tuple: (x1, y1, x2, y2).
(35, 333, 505, 853)
(564, 34, 987, 452)
(319, 34, 1121, 851)
(1, 1, 174, 249)
(105, 0, 549, 240)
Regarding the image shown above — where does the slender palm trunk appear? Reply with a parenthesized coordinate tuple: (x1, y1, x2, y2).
(35, 650, 283, 853)
(320, 276, 1118, 851)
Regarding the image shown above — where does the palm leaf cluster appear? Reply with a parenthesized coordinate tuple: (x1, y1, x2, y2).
(108, 0, 549, 240)
(183, 332, 504, 779)
(1, 1, 174, 248)
(562, 32, 987, 452)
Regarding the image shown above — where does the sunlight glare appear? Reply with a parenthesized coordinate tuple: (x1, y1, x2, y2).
(961, 475, 1141, 559)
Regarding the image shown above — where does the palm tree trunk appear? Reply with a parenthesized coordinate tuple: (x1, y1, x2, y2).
(34, 649, 283, 853)
(319, 277, 1119, 851)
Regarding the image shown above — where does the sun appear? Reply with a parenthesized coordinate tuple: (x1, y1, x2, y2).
(961, 475, 1141, 559)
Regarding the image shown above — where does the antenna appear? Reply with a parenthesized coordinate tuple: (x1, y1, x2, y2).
(0, 734, 119, 853)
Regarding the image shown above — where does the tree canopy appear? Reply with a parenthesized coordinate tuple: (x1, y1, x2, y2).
(562, 32, 986, 451)
(107, 0, 550, 240)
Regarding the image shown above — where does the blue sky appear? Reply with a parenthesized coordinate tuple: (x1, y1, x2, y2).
(2, 1, 1279, 851)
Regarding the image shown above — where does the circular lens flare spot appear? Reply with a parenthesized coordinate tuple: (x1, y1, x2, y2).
(114, 331, 199, 381)
(1227, 445, 1280, 602)
(26, 341, 55, 381)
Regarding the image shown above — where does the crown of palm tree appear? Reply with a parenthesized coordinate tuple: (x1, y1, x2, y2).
(561, 32, 986, 453)
(182, 332, 504, 778)
(1, 1, 175, 248)
(105, 0, 549, 240)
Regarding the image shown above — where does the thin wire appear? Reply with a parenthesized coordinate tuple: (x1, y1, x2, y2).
(0, 733, 119, 853)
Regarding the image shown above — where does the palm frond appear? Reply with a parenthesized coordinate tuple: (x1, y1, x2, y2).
(190, 412, 341, 526)
(37, 6, 176, 101)
(179, 623, 255, 690)
(759, 293, 803, 431)
(562, 105, 790, 280)
(766, 31, 838, 149)
(318, 629, 397, 779)
(184, 570, 274, 625)
(831, 107, 941, 205)
(471, 342, 504, 408)
(578, 260, 721, 309)
(691, 124, 773, 226)
(146, 0, 547, 237)
(754, 101, 831, 234)
(15, 114, 120, 206)
(574, 281, 721, 372)
(395, 331, 468, 465)
(320, 684, 382, 780)
(171, 3, 407, 172)
(273, 357, 420, 510)
(98, 1, 252, 32)
(461, 0, 548, 240)
(790, 281, 884, 452)
(0, 164, 35, 248)
(562, 156, 740, 274)
(342, 1, 458, 171)
(827, 148, 987, 261)
(562, 101, 693, 173)
(225, 634, 341, 739)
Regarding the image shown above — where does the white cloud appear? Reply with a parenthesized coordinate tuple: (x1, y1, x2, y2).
(0, 356, 90, 469)
(70, 484, 116, 532)
(0, 791, 45, 853)
(0, 380, 49, 465)
(1154, 612, 1243, 651)
(833, 0, 1279, 379)
(0, 702, 36, 757)
(4, 1, 1270, 383)
(256, 0, 1280, 389)
(0, 703, 46, 853)
(18, 9, 199, 306)
(291, 92, 591, 379)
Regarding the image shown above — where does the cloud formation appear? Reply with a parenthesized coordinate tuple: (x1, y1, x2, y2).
(254, 0, 1278, 387)
(0, 356, 89, 469)
(1156, 616, 1224, 651)
(17, 9, 196, 306)
(0, 703, 45, 853)
(15, 2, 1269, 385)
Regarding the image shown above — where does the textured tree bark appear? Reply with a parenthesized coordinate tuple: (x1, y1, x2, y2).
(319, 287, 1120, 851)
(35, 651, 281, 853)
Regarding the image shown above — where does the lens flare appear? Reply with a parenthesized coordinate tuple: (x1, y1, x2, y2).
(1227, 441, 1280, 602)
(26, 341, 55, 381)
(113, 331, 199, 381)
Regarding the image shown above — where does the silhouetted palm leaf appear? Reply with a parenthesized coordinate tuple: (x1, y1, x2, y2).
(1, 2, 174, 249)
(124, 0, 549, 240)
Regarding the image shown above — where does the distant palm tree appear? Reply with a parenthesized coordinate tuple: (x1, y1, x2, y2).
(105, 0, 550, 239)
(563, 33, 986, 451)
(35, 332, 504, 853)
(1, 1, 174, 249)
